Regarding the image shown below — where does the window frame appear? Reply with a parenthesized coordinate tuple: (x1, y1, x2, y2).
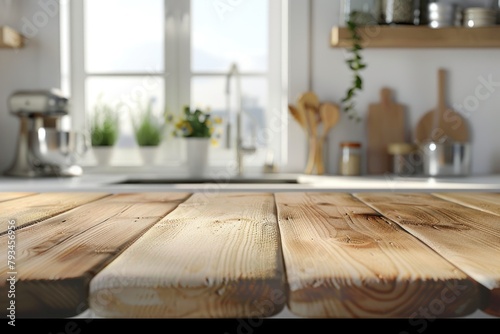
(63, 0, 288, 172)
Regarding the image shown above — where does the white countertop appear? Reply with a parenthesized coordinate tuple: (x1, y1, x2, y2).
(1, 169, 500, 192)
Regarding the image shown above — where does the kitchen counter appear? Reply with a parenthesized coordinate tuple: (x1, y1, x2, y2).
(0, 191, 498, 321)
(2, 171, 500, 192)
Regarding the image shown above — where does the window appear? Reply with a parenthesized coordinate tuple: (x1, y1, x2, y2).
(63, 0, 288, 172)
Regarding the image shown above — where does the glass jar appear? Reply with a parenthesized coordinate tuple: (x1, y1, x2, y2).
(340, 0, 382, 26)
(414, 0, 430, 25)
(339, 142, 362, 176)
(381, 0, 416, 25)
(497, 1, 500, 24)
(387, 142, 421, 176)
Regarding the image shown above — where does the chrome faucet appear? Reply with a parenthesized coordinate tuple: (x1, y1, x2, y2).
(225, 63, 257, 176)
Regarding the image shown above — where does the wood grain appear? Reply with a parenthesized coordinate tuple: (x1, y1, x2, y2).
(355, 192, 500, 317)
(0, 193, 190, 317)
(0, 192, 35, 203)
(275, 192, 478, 318)
(89, 193, 286, 318)
(316, 103, 340, 175)
(331, 26, 500, 48)
(0, 192, 109, 234)
(432, 192, 500, 217)
(367, 88, 406, 175)
(414, 69, 469, 144)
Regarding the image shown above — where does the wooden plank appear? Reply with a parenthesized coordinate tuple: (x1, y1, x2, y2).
(89, 193, 286, 318)
(433, 192, 500, 217)
(354, 192, 500, 317)
(0, 193, 191, 317)
(275, 193, 478, 318)
(0, 192, 110, 234)
(0, 192, 35, 203)
(331, 26, 500, 48)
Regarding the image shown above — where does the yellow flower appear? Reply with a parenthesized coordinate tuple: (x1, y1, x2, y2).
(182, 122, 193, 136)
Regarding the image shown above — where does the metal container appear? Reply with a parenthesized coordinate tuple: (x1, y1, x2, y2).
(5, 89, 77, 178)
(381, 0, 415, 25)
(419, 142, 471, 177)
(8, 89, 69, 116)
(427, 2, 461, 28)
(29, 128, 87, 176)
(340, 0, 382, 26)
(388, 142, 422, 176)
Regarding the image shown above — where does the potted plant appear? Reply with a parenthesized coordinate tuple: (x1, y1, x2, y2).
(89, 99, 120, 166)
(172, 106, 218, 177)
(132, 97, 164, 166)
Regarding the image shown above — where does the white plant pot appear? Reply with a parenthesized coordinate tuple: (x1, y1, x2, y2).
(139, 146, 159, 166)
(92, 146, 115, 166)
(185, 138, 210, 178)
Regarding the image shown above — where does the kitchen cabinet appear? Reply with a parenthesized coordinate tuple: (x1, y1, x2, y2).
(0, 26, 23, 49)
(1, 191, 498, 319)
(331, 25, 500, 48)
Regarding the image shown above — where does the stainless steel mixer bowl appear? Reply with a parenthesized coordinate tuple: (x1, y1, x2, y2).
(29, 128, 88, 168)
(419, 141, 471, 177)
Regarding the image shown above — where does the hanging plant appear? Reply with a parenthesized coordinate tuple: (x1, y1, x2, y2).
(341, 16, 366, 123)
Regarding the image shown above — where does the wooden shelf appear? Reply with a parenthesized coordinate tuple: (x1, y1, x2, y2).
(0, 26, 24, 49)
(331, 25, 500, 48)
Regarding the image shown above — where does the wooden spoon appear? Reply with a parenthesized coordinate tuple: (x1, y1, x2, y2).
(304, 105, 319, 174)
(289, 104, 315, 173)
(288, 104, 306, 131)
(316, 103, 340, 175)
(297, 92, 321, 174)
(298, 91, 320, 111)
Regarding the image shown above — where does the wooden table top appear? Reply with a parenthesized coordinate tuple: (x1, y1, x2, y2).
(0, 191, 499, 319)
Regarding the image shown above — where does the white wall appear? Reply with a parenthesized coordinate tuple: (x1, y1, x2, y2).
(309, 0, 500, 175)
(0, 0, 61, 174)
(1, 0, 499, 176)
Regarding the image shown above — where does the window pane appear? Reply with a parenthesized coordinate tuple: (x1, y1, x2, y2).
(191, 76, 269, 150)
(191, 0, 269, 73)
(85, 0, 164, 73)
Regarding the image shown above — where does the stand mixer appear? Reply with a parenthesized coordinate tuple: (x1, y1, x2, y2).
(5, 89, 86, 177)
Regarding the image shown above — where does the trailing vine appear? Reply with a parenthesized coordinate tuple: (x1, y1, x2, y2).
(341, 17, 366, 123)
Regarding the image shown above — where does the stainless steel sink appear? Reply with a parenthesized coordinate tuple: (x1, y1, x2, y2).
(111, 173, 300, 185)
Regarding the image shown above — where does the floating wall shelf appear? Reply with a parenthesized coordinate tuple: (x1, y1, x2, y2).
(331, 25, 500, 48)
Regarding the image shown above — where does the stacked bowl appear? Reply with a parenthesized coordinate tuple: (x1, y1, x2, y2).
(428, 2, 461, 28)
(463, 7, 497, 27)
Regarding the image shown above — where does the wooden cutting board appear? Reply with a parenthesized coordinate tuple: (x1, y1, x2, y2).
(415, 69, 470, 143)
(367, 87, 406, 175)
